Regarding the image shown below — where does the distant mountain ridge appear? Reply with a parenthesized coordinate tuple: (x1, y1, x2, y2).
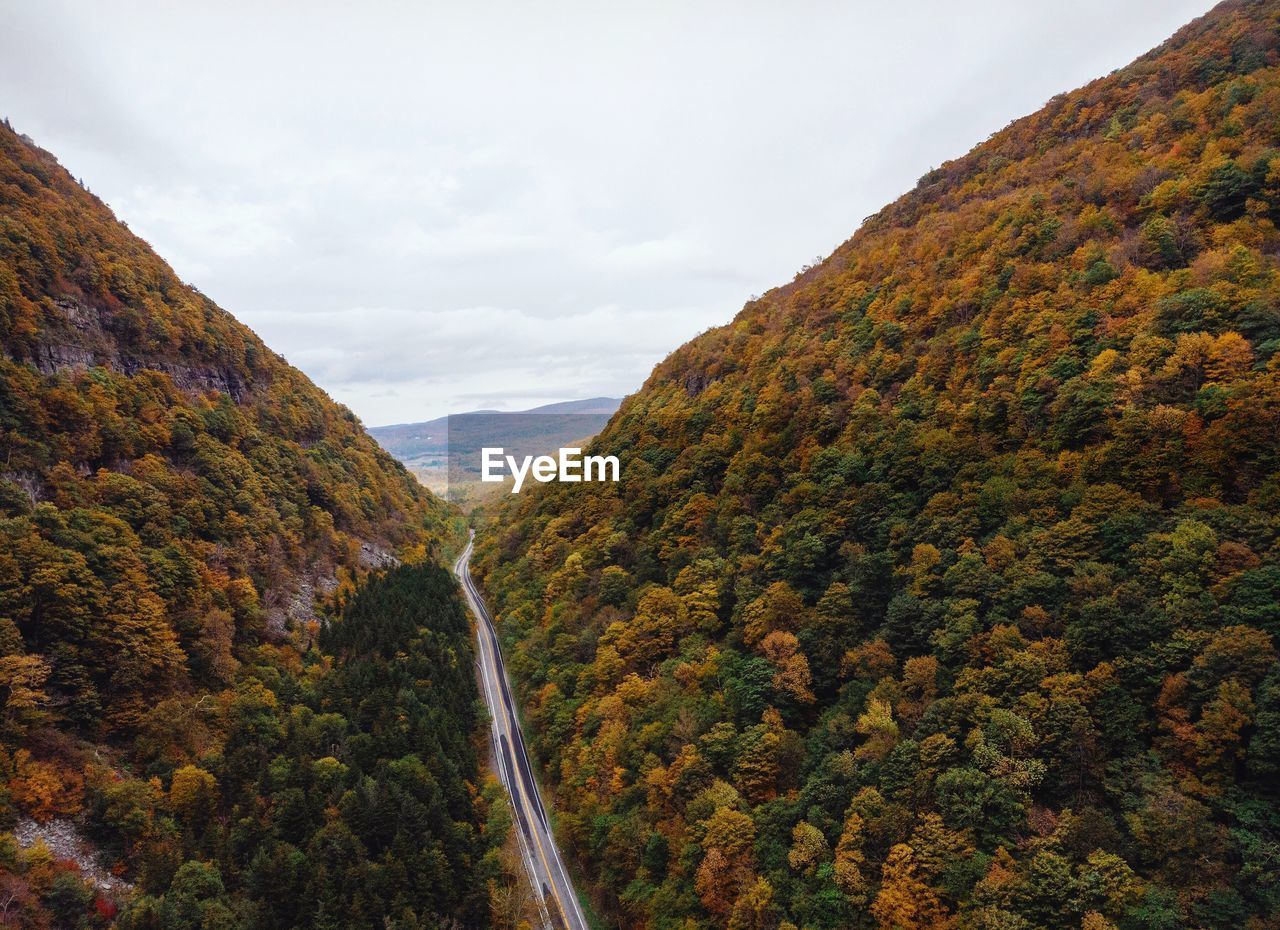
(369, 396, 622, 459)
(370, 396, 622, 451)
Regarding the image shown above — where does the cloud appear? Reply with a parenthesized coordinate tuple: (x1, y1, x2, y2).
(0, 0, 1218, 423)
(250, 302, 711, 423)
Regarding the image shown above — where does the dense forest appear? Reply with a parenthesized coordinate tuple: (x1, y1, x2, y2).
(476, 2, 1280, 928)
(0, 123, 499, 926)
(115, 562, 495, 930)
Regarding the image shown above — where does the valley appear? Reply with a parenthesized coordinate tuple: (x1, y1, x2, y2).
(4, 1, 1280, 929)
(456, 533, 591, 930)
(369, 398, 622, 506)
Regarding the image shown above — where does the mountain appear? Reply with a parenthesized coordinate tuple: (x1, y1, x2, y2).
(369, 396, 624, 459)
(526, 397, 628, 415)
(0, 123, 499, 926)
(475, 3, 1280, 928)
(370, 397, 623, 504)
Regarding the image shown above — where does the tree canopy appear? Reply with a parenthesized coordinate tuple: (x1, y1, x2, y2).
(476, 3, 1280, 928)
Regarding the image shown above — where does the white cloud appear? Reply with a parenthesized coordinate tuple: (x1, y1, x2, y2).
(0, 0, 1217, 424)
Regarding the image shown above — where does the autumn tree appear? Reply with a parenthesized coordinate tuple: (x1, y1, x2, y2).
(871, 844, 950, 930)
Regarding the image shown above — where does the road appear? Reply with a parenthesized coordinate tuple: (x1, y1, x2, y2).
(455, 531, 590, 930)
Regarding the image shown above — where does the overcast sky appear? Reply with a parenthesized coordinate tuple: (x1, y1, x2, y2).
(2, 0, 1215, 424)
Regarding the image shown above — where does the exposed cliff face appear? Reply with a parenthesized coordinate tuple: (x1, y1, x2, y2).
(0, 117, 458, 725)
(8, 297, 249, 400)
(0, 124, 487, 929)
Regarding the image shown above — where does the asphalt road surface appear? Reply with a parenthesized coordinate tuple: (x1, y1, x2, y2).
(455, 531, 590, 930)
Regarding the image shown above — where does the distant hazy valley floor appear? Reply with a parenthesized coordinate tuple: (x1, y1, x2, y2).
(369, 397, 621, 508)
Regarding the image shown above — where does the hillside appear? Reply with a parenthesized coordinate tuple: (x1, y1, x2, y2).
(0, 122, 496, 927)
(475, 2, 1280, 929)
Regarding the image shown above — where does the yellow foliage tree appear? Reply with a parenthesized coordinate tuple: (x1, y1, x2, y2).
(169, 764, 218, 825)
(786, 820, 830, 875)
(833, 810, 869, 901)
(855, 697, 899, 762)
(871, 843, 951, 930)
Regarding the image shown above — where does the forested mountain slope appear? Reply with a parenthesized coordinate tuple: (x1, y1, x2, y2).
(475, 2, 1280, 928)
(0, 123, 495, 927)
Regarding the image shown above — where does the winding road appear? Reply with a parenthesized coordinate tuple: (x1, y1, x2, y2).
(455, 531, 590, 930)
